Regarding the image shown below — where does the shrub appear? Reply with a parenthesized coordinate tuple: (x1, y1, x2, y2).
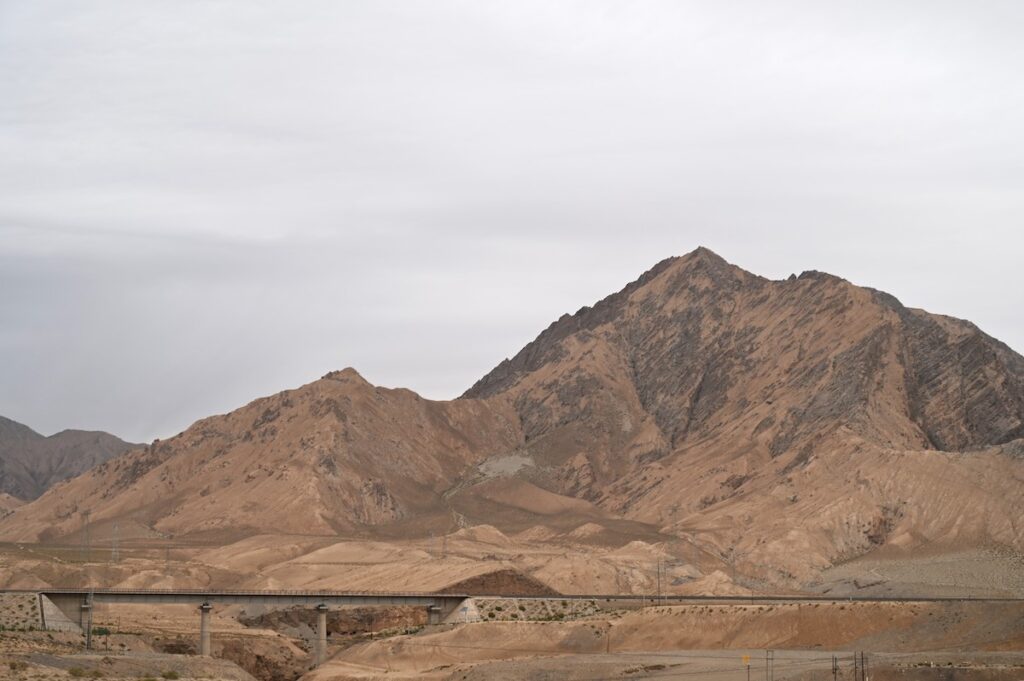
(88, 671, 103, 678)
(9, 661, 29, 671)
(68, 668, 86, 677)
(161, 671, 180, 680)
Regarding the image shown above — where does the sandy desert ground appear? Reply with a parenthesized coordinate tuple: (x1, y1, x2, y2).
(5, 592, 1024, 681)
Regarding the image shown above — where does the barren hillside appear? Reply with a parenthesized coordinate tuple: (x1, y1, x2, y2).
(0, 415, 137, 500)
(0, 369, 522, 542)
(2, 248, 1022, 585)
(463, 248, 1024, 578)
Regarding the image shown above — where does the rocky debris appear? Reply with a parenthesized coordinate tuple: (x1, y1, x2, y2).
(214, 636, 308, 681)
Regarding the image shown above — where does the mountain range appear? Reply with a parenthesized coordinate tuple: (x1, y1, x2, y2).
(2, 248, 1022, 583)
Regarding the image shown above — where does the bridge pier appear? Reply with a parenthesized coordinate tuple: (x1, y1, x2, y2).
(315, 603, 328, 665)
(81, 601, 92, 650)
(199, 602, 212, 656)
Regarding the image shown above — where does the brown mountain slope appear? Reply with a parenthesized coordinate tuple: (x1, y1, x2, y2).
(0, 369, 523, 543)
(465, 248, 1024, 460)
(2, 248, 1022, 584)
(0, 415, 137, 500)
(461, 248, 1024, 577)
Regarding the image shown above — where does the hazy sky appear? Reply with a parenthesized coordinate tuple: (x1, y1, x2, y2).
(2, 2, 1022, 442)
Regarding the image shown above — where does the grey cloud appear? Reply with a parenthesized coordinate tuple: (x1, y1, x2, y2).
(1, 1, 1022, 441)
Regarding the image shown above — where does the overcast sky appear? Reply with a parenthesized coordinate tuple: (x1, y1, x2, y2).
(2, 2, 1022, 442)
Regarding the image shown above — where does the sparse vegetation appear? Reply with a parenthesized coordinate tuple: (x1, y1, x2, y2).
(160, 671, 179, 680)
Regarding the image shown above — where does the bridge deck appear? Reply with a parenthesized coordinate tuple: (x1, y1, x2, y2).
(15, 588, 1024, 604)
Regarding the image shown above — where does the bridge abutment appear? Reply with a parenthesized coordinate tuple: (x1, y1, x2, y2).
(431, 597, 468, 624)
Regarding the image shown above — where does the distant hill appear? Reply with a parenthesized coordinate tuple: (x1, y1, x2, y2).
(0, 415, 138, 500)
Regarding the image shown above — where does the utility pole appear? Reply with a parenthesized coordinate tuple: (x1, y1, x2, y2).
(110, 522, 119, 563)
(656, 559, 662, 605)
(832, 655, 838, 681)
(853, 652, 858, 681)
(81, 510, 91, 562)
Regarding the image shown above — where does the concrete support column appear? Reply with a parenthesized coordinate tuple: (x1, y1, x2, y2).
(80, 602, 92, 650)
(427, 605, 441, 625)
(199, 602, 212, 657)
(315, 603, 328, 665)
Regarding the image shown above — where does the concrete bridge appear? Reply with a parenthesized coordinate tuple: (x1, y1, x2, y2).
(18, 588, 1024, 667)
(37, 588, 470, 664)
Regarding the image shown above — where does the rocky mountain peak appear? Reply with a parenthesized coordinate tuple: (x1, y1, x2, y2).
(2, 251, 1022, 583)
